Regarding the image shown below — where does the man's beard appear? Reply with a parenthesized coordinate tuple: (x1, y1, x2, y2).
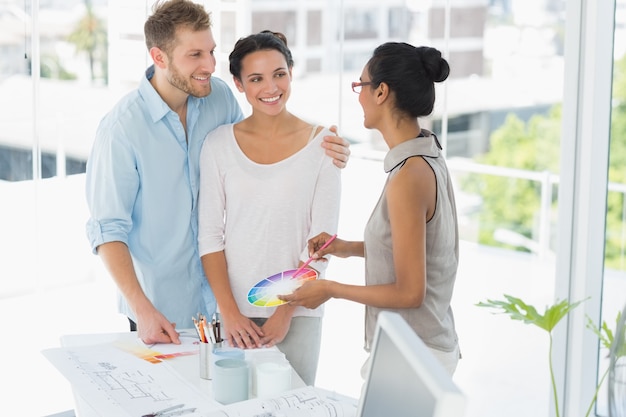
(167, 61, 212, 98)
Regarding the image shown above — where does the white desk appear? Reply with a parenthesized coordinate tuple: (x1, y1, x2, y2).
(49, 330, 309, 417)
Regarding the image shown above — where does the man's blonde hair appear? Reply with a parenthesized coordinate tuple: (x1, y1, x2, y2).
(144, 0, 212, 55)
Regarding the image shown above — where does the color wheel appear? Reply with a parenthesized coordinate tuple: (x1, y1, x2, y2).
(247, 269, 318, 307)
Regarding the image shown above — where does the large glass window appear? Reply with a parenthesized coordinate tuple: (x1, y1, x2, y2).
(2, 1, 617, 416)
(446, 2, 565, 416)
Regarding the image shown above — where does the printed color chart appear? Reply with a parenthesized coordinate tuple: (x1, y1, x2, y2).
(247, 269, 318, 307)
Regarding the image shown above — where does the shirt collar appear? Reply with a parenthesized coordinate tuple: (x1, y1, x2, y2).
(383, 129, 441, 173)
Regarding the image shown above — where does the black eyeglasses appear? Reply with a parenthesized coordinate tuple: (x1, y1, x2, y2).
(351, 81, 375, 94)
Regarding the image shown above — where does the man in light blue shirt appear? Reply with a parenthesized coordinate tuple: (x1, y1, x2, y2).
(85, 0, 349, 345)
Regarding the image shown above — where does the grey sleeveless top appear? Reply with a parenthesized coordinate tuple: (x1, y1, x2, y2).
(363, 131, 459, 352)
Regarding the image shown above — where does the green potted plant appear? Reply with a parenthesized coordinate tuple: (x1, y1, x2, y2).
(476, 295, 622, 417)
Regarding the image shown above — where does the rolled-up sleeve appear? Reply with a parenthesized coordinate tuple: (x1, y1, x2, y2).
(85, 119, 138, 254)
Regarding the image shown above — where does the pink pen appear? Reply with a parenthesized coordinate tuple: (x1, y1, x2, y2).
(292, 234, 337, 278)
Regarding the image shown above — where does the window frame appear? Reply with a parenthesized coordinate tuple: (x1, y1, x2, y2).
(554, 1, 617, 416)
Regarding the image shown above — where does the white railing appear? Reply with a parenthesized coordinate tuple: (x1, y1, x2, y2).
(447, 157, 559, 259)
(353, 145, 626, 267)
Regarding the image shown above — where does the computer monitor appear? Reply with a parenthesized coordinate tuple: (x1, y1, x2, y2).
(357, 311, 466, 417)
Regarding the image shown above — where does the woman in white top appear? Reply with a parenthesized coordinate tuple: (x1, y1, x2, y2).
(197, 31, 341, 385)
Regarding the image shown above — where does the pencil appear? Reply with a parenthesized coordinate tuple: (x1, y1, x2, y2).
(215, 318, 221, 343)
(292, 234, 337, 278)
(194, 315, 210, 343)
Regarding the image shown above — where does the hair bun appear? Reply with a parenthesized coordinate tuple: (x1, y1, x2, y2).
(417, 46, 450, 83)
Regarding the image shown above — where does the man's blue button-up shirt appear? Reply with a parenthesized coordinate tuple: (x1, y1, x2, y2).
(85, 66, 244, 328)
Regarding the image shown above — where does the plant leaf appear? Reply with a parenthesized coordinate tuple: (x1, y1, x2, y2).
(611, 310, 626, 359)
(477, 294, 588, 333)
(586, 314, 613, 350)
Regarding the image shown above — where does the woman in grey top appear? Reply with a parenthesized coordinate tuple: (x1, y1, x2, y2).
(280, 42, 460, 375)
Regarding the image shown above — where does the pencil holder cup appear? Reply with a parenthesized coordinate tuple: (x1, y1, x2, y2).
(199, 342, 211, 379)
(212, 358, 249, 404)
(199, 341, 224, 380)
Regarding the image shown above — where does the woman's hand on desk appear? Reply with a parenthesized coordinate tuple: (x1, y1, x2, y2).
(223, 311, 264, 349)
(260, 305, 294, 347)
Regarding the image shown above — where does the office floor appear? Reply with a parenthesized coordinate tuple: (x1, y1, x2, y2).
(1, 157, 555, 417)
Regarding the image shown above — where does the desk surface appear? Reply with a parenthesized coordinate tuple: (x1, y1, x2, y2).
(48, 330, 314, 417)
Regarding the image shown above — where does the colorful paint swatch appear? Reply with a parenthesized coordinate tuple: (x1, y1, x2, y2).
(247, 268, 318, 307)
(114, 337, 200, 364)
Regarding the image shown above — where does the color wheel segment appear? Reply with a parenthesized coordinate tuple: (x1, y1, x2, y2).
(247, 268, 318, 307)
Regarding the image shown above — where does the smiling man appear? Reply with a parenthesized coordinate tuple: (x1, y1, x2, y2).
(85, 0, 349, 346)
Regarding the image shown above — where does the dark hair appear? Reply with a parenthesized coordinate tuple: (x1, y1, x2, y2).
(229, 30, 294, 80)
(144, 0, 211, 55)
(366, 42, 449, 118)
